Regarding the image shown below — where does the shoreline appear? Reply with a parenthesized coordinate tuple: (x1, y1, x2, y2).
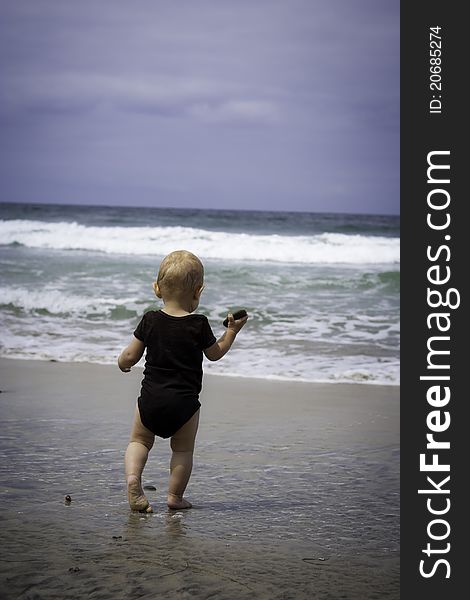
(0, 355, 400, 388)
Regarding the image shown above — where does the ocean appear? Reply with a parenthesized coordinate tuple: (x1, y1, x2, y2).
(0, 202, 399, 385)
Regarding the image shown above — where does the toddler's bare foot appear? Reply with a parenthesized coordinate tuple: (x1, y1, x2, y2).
(127, 475, 153, 513)
(167, 493, 192, 510)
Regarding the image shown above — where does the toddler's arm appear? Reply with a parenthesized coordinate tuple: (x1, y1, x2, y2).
(118, 336, 145, 372)
(204, 313, 248, 362)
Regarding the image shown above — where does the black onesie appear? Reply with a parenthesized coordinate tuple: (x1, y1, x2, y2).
(133, 310, 216, 438)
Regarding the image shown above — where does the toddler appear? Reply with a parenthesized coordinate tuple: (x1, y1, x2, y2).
(118, 250, 248, 512)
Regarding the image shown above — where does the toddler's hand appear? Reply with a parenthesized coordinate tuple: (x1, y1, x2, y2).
(226, 312, 248, 333)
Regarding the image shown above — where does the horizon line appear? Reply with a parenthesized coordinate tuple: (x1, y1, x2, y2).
(0, 199, 400, 219)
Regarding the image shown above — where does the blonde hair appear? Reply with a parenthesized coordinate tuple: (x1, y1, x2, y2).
(157, 250, 204, 297)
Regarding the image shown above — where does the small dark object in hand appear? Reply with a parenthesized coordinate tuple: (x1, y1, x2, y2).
(223, 309, 248, 327)
(64, 495, 72, 503)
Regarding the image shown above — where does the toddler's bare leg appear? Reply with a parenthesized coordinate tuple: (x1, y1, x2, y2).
(168, 409, 200, 509)
(125, 405, 155, 513)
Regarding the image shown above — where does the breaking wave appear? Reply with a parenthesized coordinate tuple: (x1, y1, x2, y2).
(0, 219, 400, 265)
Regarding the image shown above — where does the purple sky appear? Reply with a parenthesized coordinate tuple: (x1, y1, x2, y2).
(0, 0, 399, 214)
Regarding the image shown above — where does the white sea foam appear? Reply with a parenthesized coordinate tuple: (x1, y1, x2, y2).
(0, 219, 400, 265)
(0, 286, 139, 316)
(1, 295, 399, 385)
(0, 337, 399, 385)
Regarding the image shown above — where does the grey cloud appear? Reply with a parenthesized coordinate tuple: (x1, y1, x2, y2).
(0, 0, 399, 214)
(3, 71, 280, 125)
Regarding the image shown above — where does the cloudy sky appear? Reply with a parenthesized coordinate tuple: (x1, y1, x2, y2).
(0, 0, 399, 214)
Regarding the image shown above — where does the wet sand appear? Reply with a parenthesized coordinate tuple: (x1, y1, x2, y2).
(0, 358, 399, 599)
